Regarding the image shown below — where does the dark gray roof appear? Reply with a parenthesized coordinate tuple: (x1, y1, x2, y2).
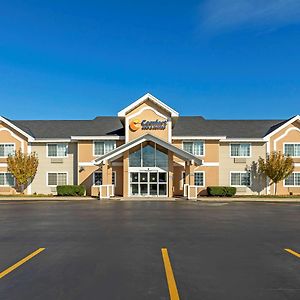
(11, 117, 124, 139)
(8, 116, 286, 139)
(172, 117, 285, 138)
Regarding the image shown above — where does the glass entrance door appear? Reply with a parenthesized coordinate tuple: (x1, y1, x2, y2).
(130, 171, 167, 197)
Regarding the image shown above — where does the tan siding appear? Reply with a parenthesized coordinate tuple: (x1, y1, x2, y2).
(219, 142, 267, 195)
(0, 122, 28, 194)
(125, 99, 171, 142)
(78, 140, 124, 163)
(268, 120, 300, 195)
(30, 143, 76, 195)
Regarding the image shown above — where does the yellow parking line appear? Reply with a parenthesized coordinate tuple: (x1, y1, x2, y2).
(161, 248, 180, 300)
(0, 248, 45, 279)
(284, 248, 300, 258)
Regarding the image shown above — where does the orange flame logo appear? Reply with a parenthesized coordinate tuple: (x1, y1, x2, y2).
(129, 118, 141, 131)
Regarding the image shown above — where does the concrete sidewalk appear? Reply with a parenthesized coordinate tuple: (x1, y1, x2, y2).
(0, 196, 299, 203)
(198, 197, 300, 203)
(0, 196, 95, 201)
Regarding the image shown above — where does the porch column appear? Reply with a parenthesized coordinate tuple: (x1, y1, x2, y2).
(102, 160, 112, 185)
(185, 161, 195, 186)
(168, 151, 174, 197)
(123, 150, 129, 197)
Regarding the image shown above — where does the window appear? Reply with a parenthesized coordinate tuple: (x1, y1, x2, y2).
(194, 172, 204, 186)
(0, 173, 15, 186)
(230, 143, 251, 157)
(183, 141, 204, 156)
(284, 144, 300, 157)
(0, 144, 15, 157)
(129, 143, 168, 168)
(230, 172, 251, 186)
(47, 172, 67, 186)
(93, 172, 116, 186)
(47, 144, 68, 157)
(94, 141, 116, 156)
(284, 173, 300, 186)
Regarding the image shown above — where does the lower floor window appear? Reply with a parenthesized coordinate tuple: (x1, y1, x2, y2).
(182, 171, 204, 186)
(230, 172, 251, 186)
(47, 172, 67, 186)
(0, 173, 15, 186)
(285, 172, 300, 186)
(194, 172, 204, 186)
(94, 172, 116, 186)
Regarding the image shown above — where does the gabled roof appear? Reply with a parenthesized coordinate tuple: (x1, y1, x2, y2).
(172, 117, 285, 138)
(11, 117, 125, 139)
(7, 116, 288, 139)
(263, 115, 300, 140)
(93, 134, 202, 165)
(0, 116, 34, 141)
(118, 93, 179, 117)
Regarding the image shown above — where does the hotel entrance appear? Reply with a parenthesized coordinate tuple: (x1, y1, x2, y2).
(128, 141, 169, 197)
(129, 171, 168, 196)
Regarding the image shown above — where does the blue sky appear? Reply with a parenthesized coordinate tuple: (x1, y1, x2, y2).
(0, 0, 300, 120)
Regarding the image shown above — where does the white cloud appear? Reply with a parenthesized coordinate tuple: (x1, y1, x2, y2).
(200, 0, 300, 32)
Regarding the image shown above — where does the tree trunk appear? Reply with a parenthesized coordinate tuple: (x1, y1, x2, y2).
(274, 182, 277, 195)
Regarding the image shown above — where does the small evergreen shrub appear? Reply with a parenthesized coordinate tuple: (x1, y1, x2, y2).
(207, 186, 236, 197)
(56, 185, 85, 196)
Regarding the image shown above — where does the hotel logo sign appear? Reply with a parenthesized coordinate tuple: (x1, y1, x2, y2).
(129, 119, 167, 131)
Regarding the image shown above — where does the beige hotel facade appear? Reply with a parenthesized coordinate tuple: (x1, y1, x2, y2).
(0, 93, 300, 197)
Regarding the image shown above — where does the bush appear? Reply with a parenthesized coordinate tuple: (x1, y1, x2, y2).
(56, 185, 86, 196)
(207, 186, 236, 197)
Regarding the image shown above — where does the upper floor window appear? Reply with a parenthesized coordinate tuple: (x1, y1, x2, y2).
(94, 141, 116, 156)
(230, 143, 251, 157)
(284, 143, 300, 157)
(183, 141, 204, 156)
(47, 143, 68, 157)
(0, 172, 15, 186)
(0, 144, 15, 157)
(284, 172, 300, 186)
(230, 171, 251, 187)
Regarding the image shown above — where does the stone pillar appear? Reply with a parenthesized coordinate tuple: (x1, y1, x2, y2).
(168, 151, 174, 197)
(123, 151, 129, 197)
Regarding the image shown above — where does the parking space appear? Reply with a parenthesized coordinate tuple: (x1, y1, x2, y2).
(0, 200, 300, 299)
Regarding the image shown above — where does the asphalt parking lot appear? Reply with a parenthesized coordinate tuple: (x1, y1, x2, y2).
(0, 200, 300, 300)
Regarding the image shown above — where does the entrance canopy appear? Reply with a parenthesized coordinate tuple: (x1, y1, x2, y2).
(93, 134, 202, 165)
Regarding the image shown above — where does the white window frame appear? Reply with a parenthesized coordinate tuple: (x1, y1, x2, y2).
(230, 171, 251, 187)
(284, 172, 300, 187)
(194, 171, 205, 187)
(182, 141, 205, 157)
(46, 172, 68, 186)
(283, 143, 300, 158)
(181, 171, 186, 188)
(0, 143, 16, 158)
(46, 143, 68, 158)
(229, 143, 251, 158)
(93, 141, 116, 157)
(93, 171, 116, 186)
(0, 172, 15, 187)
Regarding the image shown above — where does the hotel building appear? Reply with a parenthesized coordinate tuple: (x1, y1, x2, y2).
(0, 93, 299, 197)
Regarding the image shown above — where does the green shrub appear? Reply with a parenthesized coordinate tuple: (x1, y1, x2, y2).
(207, 186, 236, 197)
(56, 185, 86, 196)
